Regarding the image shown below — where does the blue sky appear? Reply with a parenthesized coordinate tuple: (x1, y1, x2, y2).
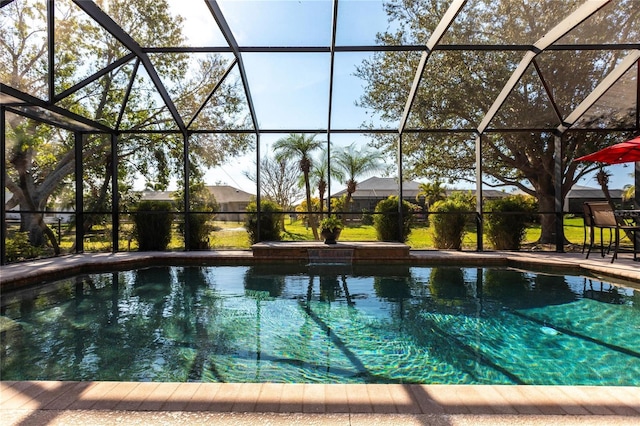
(167, 0, 635, 195)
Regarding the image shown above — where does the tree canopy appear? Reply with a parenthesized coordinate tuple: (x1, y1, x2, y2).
(273, 133, 324, 239)
(2, 0, 251, 248)
(355, 0, 639, 242)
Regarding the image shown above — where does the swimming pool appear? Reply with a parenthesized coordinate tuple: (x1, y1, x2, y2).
(1, 264, 639, 385)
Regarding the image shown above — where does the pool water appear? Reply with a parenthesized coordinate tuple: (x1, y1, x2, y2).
(1, 264, 639, 385)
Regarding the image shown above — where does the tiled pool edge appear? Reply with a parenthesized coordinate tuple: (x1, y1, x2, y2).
(2, 251, 639, 424)
(1, 381, 639, 418)
(2, 249, 639, 291)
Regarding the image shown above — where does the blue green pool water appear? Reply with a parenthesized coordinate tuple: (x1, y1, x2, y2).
(1, 264, 639, 385)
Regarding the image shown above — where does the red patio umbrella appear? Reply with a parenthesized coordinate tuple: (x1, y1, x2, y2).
(574, 135, 640, 164)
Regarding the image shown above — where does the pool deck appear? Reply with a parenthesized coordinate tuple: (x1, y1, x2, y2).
(2, 247, 639, 289)
(1, 381, 638, 425)
(1, 248, 639, 425)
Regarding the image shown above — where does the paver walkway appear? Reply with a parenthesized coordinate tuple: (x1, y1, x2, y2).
(1, 250, 639, 425)
(1, 381, 639, 425)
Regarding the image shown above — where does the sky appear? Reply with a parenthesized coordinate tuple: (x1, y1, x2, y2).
(167, 0, 396, 195)
(163, 0, 635, 196)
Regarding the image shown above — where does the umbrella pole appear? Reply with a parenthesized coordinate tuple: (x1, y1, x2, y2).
(635, 162, 640, 210)
(635, 162, 640, 253)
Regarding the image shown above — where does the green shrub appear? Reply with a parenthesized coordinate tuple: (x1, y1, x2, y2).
(484, 195, 534, 250)
(175, 184, 218, 250)
(448, 191, 477, 226)
(185, 213, 214, 249)
(133, 200, 174, 251)
(331, 195, 347, 213)
(430, 198, 470, 250)
(244, 199, 284, 244)
(5, 231, 42, 262)
(361, 209, 374, 225)
(429, 267, 468, 300)
(373, 196, 419, 242)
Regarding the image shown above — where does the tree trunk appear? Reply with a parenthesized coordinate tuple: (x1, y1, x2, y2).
(303, 170, 319, 240)
(537, 193, 562, 245)
(596, 169, 617, 210)
(20, 212, 45, 247)
(20, 211, 60, 255)
(345, 192, 352, 208)
(318, 180, 326, 220)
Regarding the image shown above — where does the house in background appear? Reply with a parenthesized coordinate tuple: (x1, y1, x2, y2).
(210, 185, 254, 222)
(138, 190, 173, 203)
(564, 185, 628, 214)
(4, 189, 74, 224)
(330, 176, 509, 214)
(140, 185, 254, 222)
(330, 177, 422, 213)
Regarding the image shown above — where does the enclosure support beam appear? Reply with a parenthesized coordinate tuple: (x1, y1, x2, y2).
(398, 133, 404, 242)
(57, 54, 136, 103)
(0, 84, 111, 132)
(205, 0, 259, 133)
(183, 132, 190, 250)
(111, 133, 119, 253)
(637, 62, 640, 210)
(205, 0, 262, 239)
(556, 50, 640, 134)
(186, 59, 237, 130)
(47, 0, 54, 103)
(398, 0, 466, 134)
(637, 60, 640, 131)
(475, 134, 483, 252)
(554, 134, 564, 253)
(326, 0, 339, 215)
(116, 58, 140, 131)
(478, 0, 610, 134)
(256, 132, 261, 240)
(72, 0, 186, 132)
(74, 131, 84, 253)
(1, 107, 6, 265)
(636, 62, 640, 252)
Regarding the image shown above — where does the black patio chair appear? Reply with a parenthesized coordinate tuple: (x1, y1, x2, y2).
(583, 202, 614, 259)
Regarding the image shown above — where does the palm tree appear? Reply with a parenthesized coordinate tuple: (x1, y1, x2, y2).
(416, 180, 447, 210)
(596, 167, 616, 210)
(333, 143, 386, 209)
(310, 148, 344, 220)
(273, 134, 323, 239)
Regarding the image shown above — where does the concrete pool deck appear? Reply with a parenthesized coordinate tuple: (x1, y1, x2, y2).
(1, 381, 639, 425)
(1, 249, 639, 425)
(1, 247, 639, 288)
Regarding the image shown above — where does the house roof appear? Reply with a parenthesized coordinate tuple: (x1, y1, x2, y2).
(565, 185, 624, 198)
(139, 190, 174, 202)
(207, 185, 254, 204)
(140, 186, 254, 204)
(331, 177, 420, 198)
(331, 177, 508, 199)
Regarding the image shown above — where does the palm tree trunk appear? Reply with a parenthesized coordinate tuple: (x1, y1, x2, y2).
(318, 180, 326, 220)
(304, 170, 319, 239)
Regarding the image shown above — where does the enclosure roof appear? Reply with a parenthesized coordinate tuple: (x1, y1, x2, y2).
(1, 0, 639, 136)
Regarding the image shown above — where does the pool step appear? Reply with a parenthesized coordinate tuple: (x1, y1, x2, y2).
(251, 241, 410, 264)
(307, 248, 354, 265)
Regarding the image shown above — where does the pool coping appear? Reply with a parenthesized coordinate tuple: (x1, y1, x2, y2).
(1, 248, 639, 290)
(1, 250, 640, 424)
(1, 381, 639, 424)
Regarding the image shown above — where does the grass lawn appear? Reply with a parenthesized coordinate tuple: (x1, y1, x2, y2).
(59, 216, 633, 253)
(203, 216, 597, 251)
